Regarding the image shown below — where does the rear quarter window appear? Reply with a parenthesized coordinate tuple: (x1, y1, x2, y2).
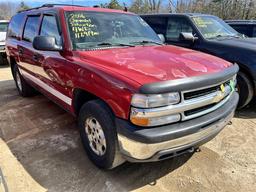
(7, 13, 26, 39)
(23, 16, 40, 42)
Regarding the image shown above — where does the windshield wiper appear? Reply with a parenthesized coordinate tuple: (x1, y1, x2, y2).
(210, 34, 240, 39)
(130, 40, 163, 45)
(96, 42, 134, 47)
(220, 34, 240, 38)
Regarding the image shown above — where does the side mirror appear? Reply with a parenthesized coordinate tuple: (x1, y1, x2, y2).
(158, 34, 165, 43)
(33, 36, 62, 51)
(179, 32, 198, 43)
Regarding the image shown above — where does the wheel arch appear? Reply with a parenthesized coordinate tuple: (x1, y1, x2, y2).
(8, 56, 17, 77)
(72, 88, 115, 117)
(236, 62, 255, 92)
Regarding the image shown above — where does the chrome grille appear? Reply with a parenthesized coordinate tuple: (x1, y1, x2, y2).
(183, 81, 230, 100)
(180, 79, 233, 121)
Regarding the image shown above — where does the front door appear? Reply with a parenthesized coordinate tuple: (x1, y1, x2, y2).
(165, 17, 197, 48)
(33, 13, 71, 107)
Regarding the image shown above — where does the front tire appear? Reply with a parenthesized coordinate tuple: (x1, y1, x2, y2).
(78, 100, 125, 169)
(237, 72, 254, 109)
(13, 64, 35, 97)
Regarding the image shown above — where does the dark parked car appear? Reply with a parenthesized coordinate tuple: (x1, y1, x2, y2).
(141, 13, 256, 108)
(226, 20, 256, 37)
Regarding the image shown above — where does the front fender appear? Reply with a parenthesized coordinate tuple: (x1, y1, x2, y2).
(71, 61, 140, 119)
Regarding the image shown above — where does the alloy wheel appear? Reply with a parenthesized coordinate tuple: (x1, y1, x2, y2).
(85, 117, 107, 156)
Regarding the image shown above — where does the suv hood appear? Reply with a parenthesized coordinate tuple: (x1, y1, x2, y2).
(212, 37, 256, 51)
(78, 45, 232, 85)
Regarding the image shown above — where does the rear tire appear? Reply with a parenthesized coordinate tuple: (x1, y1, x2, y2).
(237, 72, 254, 109)
(78, 100, 125, 169)
(13, 64, 35, 97)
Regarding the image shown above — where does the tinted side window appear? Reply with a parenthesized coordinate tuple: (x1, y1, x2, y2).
(166, 18, 193, 41)
(40, 15, 61, 45)
(230, 25, 250, 36)
(253, 26, 256, 37)
(7, 13, 25, 39)
(142, 16, 167, 35)
(23, 16, 40, 42)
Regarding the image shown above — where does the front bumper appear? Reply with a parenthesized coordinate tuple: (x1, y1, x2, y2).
(116, 92, 238, 162)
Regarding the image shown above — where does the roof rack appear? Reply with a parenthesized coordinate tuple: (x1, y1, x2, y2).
(17, 6, 45, 13)
(17, 3, 87, 13)
(42, 4, 87, 8)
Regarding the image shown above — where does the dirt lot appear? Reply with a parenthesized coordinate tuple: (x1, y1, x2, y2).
(0, 65, 255, 192)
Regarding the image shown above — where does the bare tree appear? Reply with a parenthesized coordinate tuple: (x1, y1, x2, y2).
(0, 2, 18, 20)
(148, 0, 162, 12)
(0, 1, 31, 20)
(168, 0, 256, 19)
(130, 0, 163, 13)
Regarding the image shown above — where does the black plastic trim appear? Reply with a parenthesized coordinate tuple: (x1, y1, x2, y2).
(116, 92, 238, 144)
(139, 64, 239, 94)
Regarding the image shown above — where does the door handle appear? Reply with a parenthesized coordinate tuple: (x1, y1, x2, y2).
(18, 48, 23, 55)
(33, 54, 39, 61)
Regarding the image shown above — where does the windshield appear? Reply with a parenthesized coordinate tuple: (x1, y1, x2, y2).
(65, 11, 161, 50)
(192, 16, 240, 39)
(0, 22, 8, 32)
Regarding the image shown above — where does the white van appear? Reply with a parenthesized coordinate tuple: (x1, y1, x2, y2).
(0, 20, 8, 65)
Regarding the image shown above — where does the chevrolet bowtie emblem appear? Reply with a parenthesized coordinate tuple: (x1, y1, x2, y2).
(220, 84, 225, 93)
(214, 91, 225, 103)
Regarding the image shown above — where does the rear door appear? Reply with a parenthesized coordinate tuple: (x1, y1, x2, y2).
(18, 15, 40, 75)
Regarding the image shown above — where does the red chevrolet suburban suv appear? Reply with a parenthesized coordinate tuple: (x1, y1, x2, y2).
(6, 4, 239, 169)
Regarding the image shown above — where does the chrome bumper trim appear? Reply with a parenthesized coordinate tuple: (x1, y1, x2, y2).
(118, 111, 234, 160)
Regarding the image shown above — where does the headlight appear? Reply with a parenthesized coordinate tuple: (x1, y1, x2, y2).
(130, 92, 181, 127)
(131, 92, 180, 108)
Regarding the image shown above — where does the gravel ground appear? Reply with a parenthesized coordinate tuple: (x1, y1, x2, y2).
(0, 65, 255, 192)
